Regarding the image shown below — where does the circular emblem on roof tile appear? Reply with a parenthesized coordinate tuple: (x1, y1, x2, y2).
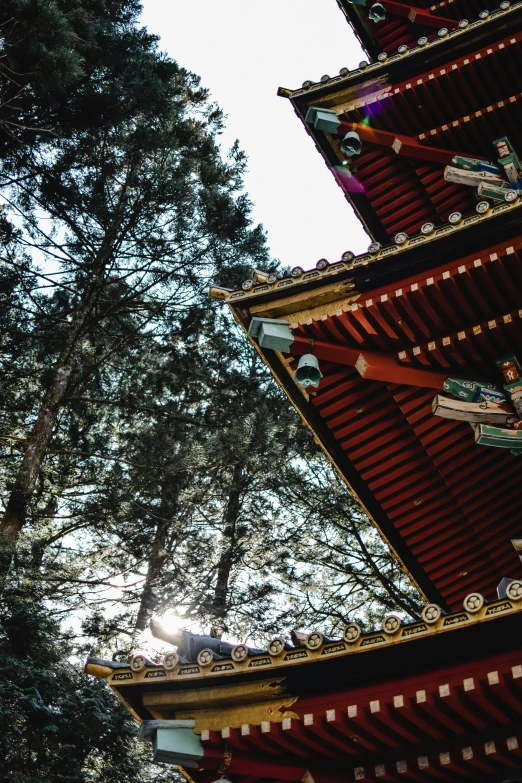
(268, 637, 286, 656)
(383, 614, 402, 634)
(505, 189, 518, 203)
(266, 272, 278, 284)
(343, 623, 362, 643)
(316, 258, 329, 270)
(163, 652, 179, 671)
(368, 242, 381, 255)
(394, 232, 409, 245)
(377, 53, 388, 62)
(302, 81, 312, 90)
(197, 648, 214, 667)
(242, 279, 254, 291)
(476, 200, 490, 214)
(421, 222, 435, 235)
(421, 604, 442, 624)
(130, 653, 147, 672)
(398, 45, 408, 53)
(500, 1, 511, 8)
(231, 644, 248, 662)
(342, 250, 355, 263)
(320, 74, 330, 83)
(479, 10, 490, 19)
(463, 593, 485, 613)
(417, 37, 428, 46)
(305, 631, 324, 650)
(506, 580, 522, 601)
(458, 19, 469, 28)
(339, 67, 350, 76)
(448, 211, 463, 224)
(438, 28, 448, 36)
(291, 266, 304, 278)
(359, 61, 369, 69)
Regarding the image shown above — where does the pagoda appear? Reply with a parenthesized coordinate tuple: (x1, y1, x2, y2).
(87, 2, 522, 782)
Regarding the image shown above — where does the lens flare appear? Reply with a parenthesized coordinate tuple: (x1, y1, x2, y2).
(333, 166, 366, 194)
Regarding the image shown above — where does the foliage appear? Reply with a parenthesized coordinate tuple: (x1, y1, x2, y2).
(0, 579, 180, 782)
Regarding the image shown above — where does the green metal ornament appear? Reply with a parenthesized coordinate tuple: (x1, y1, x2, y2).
(305, 106, 341, 134)
(294, 354, 323, 389)
(493, 137, 522, 184)
(369, 3, 386, 21)
(341, 131, 362, 157)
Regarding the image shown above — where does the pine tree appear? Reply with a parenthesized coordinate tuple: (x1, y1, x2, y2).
(0, 13, 269, 582)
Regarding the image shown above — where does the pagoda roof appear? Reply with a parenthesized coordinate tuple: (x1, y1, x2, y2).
(86, 596, 522, 782)
(279, 4, 522, 243)
(336, 0, 514, 61)
(211, 211, 522, 608)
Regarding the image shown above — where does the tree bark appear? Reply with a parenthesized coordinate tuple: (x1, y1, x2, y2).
(0, 253, 108, 587)
(210, 461, 244, 638)
(133, 520, 169, 639)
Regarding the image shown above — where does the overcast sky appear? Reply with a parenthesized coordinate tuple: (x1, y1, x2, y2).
(139, 0, 371, 270)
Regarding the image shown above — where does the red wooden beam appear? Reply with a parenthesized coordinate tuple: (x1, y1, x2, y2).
(356, 351, 448, 388)
(291, 335, 449, 388)
(291, 334, 361, 366)
(338, 122, 485, 166)
(382, 1, 455, 29)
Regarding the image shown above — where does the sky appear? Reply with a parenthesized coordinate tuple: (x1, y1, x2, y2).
(139, 0, 371, 270)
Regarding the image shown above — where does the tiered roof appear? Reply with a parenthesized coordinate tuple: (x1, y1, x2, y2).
(212, 206, 522, 607)
(208, 1, 522, 609)
(281, 2, 522, 241)
(336, 0, 515, 61)
(87, 593, 522, 782)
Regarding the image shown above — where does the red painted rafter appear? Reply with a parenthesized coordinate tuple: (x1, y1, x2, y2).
(382, 0, 455, 29)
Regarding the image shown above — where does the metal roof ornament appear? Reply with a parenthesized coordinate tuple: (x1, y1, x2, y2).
(448, 212, 463, 224)
(305, 106, 341, 134)
(343, 623, 362, 643)
(432, 360, 522, 454)
(382, 614, 402, 634)
(248, 317, 294, 353)
(267, 637, 286, 656)
(294, 353, 323, 389)
(463, 593, 485, 613)
(506, 581, 522, 601)
(130, 653, 147, 672)
(493, 136, 522, 184)
(368, 3, 386, 22)
(341, 131, 362, 157)
(231, 644, 248, 662)
(421, 604, 442, 624)
(163, 652, 179, 670)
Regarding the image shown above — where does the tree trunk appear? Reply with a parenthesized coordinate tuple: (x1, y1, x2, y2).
(133, 520, 169, 639)
(0, 257, 107, 587)
(210, 461, 244, 638)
